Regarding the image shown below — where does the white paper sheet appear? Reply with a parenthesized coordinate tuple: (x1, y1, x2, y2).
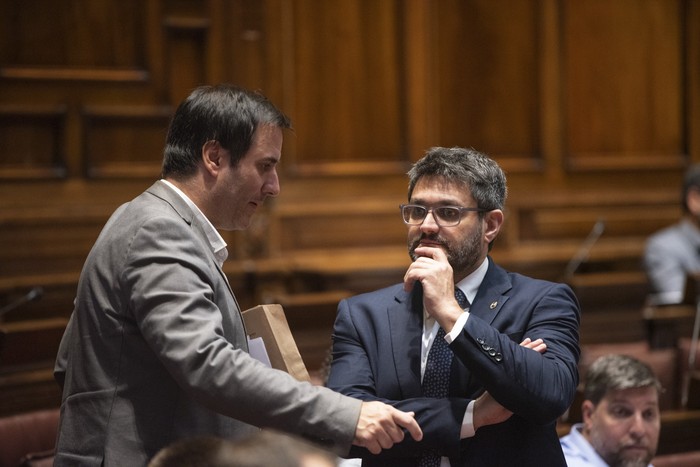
(247, 336, 272, 368)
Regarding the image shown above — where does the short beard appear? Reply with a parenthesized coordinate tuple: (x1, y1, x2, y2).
(407, 223, 483, 278)
(589, 431, 654, 467)
(609, 454, 653, 467)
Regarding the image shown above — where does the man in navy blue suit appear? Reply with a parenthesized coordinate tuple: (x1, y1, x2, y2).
(327, 147, 581, 466)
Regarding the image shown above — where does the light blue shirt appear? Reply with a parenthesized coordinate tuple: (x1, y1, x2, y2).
(560, 423, 653, 467)
(644, 218, 700, 305)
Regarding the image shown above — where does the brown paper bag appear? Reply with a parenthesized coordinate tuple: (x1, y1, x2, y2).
(242, 304, 311, 382)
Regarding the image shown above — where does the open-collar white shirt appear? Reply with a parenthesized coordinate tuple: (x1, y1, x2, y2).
(160, 179, 228, 268)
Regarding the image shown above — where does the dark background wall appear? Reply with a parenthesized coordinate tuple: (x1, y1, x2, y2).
(0, 0, 698, 411)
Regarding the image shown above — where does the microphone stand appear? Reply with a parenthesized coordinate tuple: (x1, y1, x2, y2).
(562, 218, 606, 283)
(0, 286, 44, 318)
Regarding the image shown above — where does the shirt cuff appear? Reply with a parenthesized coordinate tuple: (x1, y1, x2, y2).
(445, 311, 469, 343)
(460, 400, 476, 438)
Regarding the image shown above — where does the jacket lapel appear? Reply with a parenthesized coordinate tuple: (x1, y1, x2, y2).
(469, 257, 512, 325)
(385, 272, 511, 399)
(145, 181, 236, 299)
(387, 286, 424, 398)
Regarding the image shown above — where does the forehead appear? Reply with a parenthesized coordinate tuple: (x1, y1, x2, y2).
(602, 386, 659, 407)
(243, 125, 283, 159)
(411, 176, 472, 204)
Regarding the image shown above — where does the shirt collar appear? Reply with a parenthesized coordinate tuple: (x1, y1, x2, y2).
(680, 217, 700, 244)
(160, 179, 228, 268)
(456, 256, 489, 304)
(566, 424, 615, 467)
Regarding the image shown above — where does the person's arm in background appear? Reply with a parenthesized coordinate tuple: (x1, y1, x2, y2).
(644, 232, 687, 305)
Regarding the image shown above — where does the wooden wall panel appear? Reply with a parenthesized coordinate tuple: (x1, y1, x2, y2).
(221, 0, 268, 89)
(512, 189, 680, 242)
(0, 209, 115, 278)
(274, 202, 406, 252)
(163, 19, 209, 103)
(282, 0, 406, 173)
(0, 0, 147, 69)
(0, 0, 698, 383)
(563, 0, 685, 170)
(432, 0, 540, 166)
(0, 107, 66, 179)
(83, 107, 171, 178)
(689, 0, 700, 164)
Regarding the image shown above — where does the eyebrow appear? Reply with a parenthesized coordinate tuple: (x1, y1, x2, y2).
(259, 156, 280, 165)
(409, 197, 466, 206)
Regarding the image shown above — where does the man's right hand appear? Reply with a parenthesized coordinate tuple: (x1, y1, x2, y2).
(353, 401, 423, 454)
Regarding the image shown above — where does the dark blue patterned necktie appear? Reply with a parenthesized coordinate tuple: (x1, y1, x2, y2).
(454, 287, 469, 309)
(418, 289, 469, 466)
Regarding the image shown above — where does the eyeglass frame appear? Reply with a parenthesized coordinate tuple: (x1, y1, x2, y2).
(399, 204, 490, 227)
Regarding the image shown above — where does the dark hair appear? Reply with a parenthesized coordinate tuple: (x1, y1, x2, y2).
(162, 84, 291, 179)
(583, 354, 662, 405)
(224, 430, 337, 467)
(682, 164, 700, 213)
(407, 147, 507, 213)
(148, 431, 337, 467)
(148, 436, 239, 467)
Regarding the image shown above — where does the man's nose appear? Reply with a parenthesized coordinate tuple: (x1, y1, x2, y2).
(265, 171, 280, 197)
(420, 210, 440, 231)
(628, 413, 647, 438)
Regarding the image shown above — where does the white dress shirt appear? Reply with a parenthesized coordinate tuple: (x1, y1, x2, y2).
(418, 257, 488, 466)
(161, 179, 228, 268)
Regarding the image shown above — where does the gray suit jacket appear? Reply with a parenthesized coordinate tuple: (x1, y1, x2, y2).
(54, 181, 360, 466)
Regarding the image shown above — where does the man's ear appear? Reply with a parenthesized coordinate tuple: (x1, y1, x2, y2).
(688, 187, 700, 215)
(202, 140, 224, 176)
(484, 209, 504, 243)
(581, 400, 595, 425)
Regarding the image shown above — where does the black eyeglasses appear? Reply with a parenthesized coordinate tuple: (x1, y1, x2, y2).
(399, 204, 488, 227)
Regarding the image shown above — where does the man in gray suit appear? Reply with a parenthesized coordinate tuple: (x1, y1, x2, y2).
(53, 84, 421, 466)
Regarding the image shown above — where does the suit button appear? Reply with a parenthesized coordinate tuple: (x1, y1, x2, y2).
(494, 353, 503, 362)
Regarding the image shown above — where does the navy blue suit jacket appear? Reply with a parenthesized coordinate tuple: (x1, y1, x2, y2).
(327, 257, 580, 467)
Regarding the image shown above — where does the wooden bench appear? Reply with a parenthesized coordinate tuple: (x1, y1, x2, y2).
(0, 318, 66, 417)
(0, 318, 67, 369)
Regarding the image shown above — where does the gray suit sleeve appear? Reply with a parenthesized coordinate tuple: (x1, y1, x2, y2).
(125, 215, 361, 452)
